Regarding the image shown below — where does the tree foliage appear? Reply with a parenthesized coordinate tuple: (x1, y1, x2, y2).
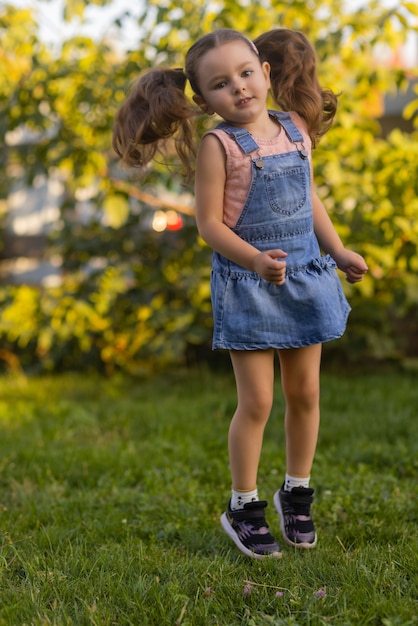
(0, 0, 417, 373)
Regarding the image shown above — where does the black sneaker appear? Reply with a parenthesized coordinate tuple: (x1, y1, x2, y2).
(220, 500, 281, 559)
(274, 485, 317, 548)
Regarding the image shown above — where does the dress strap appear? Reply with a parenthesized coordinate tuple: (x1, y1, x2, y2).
(268, 110, 304, 143)
(215, 111, 307, 158)
(214, 122, 260, 154)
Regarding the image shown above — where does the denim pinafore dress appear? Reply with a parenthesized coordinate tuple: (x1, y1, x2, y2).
(210, 111, 351, 350)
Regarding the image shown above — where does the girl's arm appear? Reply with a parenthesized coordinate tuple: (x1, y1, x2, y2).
(195, 134, 287, 286)
(311, 178, 368, 284)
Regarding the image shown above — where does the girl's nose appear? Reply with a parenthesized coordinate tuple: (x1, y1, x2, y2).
(231, 79, 245, 93)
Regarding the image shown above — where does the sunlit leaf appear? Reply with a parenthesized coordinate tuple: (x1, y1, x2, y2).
(102, 194, 130, 228)
(403, 98, 418, 120)
(402, 2, 418, 17)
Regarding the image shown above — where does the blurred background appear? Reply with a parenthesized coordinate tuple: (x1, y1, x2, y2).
(1, 0, 417, 375)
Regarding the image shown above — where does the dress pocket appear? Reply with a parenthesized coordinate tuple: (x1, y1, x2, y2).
(264, 166, 307, 216)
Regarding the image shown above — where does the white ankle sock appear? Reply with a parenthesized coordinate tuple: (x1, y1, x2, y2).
(230, 488, 258, 510)
(284, 474, 310, 492)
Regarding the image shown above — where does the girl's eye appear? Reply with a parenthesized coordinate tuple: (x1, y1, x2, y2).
(243, 70, 252, 77)
(214, 81, 227, 89)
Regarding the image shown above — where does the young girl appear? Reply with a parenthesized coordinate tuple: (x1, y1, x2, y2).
(113, 28, 368, 559)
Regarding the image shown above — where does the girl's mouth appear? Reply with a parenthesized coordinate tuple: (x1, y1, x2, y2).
(237, 97, 252, 106)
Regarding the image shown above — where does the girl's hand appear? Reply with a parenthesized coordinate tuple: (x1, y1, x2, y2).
(334, 249, 368, 284)
(253, 249, 288, 285)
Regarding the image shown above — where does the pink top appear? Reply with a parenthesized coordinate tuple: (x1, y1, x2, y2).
(207, 112, 312, 228)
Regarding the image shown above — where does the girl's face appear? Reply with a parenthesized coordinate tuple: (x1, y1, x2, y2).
(193, 40, 271, 127)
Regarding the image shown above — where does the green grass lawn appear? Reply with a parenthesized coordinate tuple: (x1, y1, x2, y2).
(0, 366, 417, 625)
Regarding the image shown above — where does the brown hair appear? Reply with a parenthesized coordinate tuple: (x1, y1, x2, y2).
(112, 68, 197, 178)
(253, 29, 338, 146)
(112, 29, 259, 179)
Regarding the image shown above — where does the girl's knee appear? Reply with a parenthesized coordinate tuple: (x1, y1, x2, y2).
(237, 388, 273, 422)
(284, 379, 319, 411)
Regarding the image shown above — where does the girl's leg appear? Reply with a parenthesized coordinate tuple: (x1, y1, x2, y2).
(275, 344, 322, 549)
(228, 349, 275, 491)
(277, 344, 322, 479)
(221, 349, 281, 559)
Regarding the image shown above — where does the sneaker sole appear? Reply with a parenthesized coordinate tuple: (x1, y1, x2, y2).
(220, 513, 282, 560)
(273, 490, 317, 549)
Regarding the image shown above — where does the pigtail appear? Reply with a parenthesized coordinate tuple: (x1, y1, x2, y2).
(112, 68, 198, 179)
(254, 29, 338, 146)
